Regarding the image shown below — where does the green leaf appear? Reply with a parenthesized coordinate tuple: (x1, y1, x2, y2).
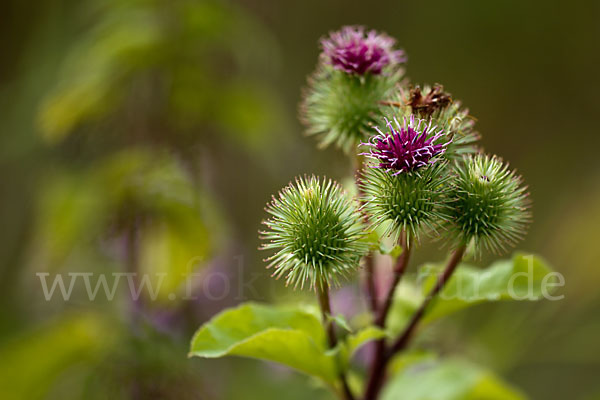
(388, 349, 437, 375)
(422, 253, 556, 323)
(379, 242, 404, 258)
(189, 303, 338, 383)
(364, 221, 404, 257)
(381, 358, 526, 400)
(346, 326, 387, 357)
(365, 230, 381, 251)
(329, 314, 352, 333)
(388, 253, 556, 331)
(336, 326, 387, 372)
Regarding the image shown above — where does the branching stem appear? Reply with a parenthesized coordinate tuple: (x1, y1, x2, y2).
(388, 245, 466, 356)
(363, 245, 466, 400)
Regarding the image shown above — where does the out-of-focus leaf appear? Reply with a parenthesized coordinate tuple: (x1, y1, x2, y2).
(381, 358, 526, 400)
(38, 10, 163, 142)
(101, 150, 220, 301)
(95, 149, 197, 212)
(379, 242, 404, 258)
(366, 219, 402, 256)
(388, 253, 556, 330)
(330, 314, 352, 333)
(34, 174, 108, 266)
(32, 149, 222, 285)
(189, 302, 338, 383)
(423, 253, 556, 323)
(360, 224, 404, 256)
(387, 349, 437, 375)
(0, 314, 112, 400)
(345, 326, 386, 357)
(38, 0, 283, 150)
(221, 359, 333, 400)
(139, 218, 210, 303)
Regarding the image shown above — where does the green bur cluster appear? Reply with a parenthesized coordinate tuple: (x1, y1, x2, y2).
(260, 176, 368, 289)
(446, 154, 531, 254)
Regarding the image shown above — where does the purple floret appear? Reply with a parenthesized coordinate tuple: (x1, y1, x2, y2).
(361, 116, 450, 174)
(321, 26, 405, 75)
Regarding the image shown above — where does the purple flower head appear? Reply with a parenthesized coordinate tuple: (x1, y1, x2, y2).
(361, 116, 451, 174)
(321, 26, 405, 75)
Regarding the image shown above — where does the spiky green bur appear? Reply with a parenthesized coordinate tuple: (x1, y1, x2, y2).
(300, 67, 400, 153)
(261, 176, 368, 289)
(360, 162, 450, 244)
(388, 84, 480, 159)
(446, 154, 531, 254)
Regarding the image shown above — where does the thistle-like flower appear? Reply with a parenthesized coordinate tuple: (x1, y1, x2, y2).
(300, 26, 404, 153)
(361, 115, 451, 174)
(321, 26, 406, 75)
(260, 176, 368, 289)
(386, 84, 480, 159)
(445, 154, 531, 254)
(359, 116, 452, 243)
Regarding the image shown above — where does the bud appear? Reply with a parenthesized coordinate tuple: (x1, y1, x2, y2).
(260, 176, 368, 289)
(445, 154, 531, 254)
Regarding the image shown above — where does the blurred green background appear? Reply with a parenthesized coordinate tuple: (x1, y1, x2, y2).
(1, 0, 599, 399)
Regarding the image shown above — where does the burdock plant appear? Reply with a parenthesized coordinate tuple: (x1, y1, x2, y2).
(190, 25, 555, 400)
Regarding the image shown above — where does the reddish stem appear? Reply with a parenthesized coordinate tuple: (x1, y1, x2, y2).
(364, 233, 411, 400)
(317, 282, 356, 400)
(363, 245, 466, 400)
(388, 245, 466, 356)
(364, 254, 378, 312)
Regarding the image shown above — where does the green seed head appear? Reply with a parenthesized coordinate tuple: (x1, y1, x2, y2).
(261, 176, 368, 289)
(300, 67, 400, 153)
(360, 162, 450, 245)
(446, 154, 531, 254)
